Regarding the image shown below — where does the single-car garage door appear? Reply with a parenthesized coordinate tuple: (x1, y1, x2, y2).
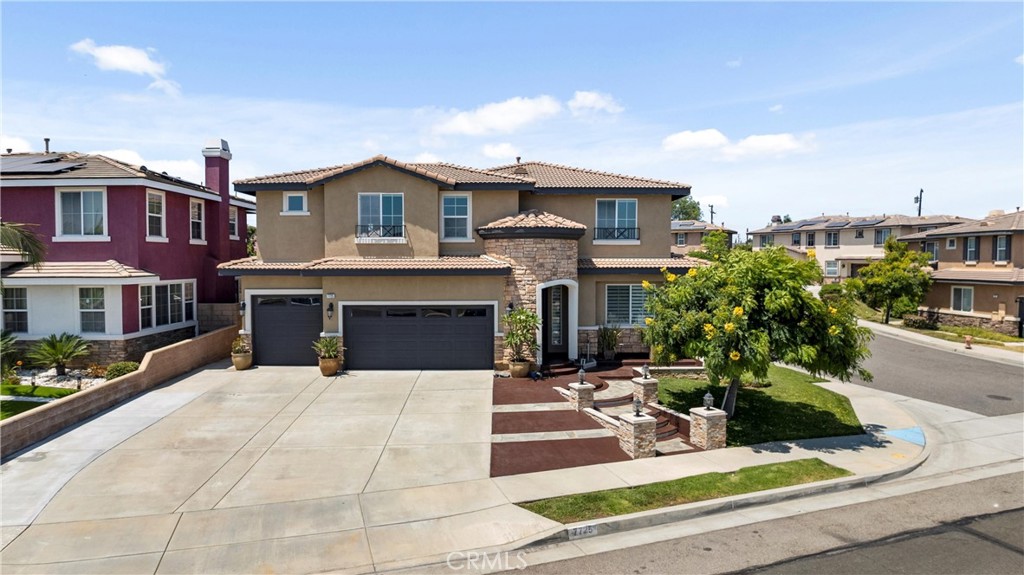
(252, 294, 323, 365)
(344, 305, 493, 370)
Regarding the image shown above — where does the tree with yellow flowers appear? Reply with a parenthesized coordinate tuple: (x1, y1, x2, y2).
(643, 246, 872, 417)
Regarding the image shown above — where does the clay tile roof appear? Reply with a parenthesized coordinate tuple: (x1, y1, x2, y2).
(233, 164, 351, 185)
(479, 209, 586, 230)
(1, 260, 157, 280)
(578, 257, 708, 271)
(410, 162, 534, 185)
(671, 220, 737, 234)
(902, 211, 1023, 240)
(488, 161, 690, 190)
(930, 268, 1024, 285)
(235, 155, 459, 187)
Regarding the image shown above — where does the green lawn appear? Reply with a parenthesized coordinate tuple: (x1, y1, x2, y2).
(1, 400, 46, 420)
(658, 365, 863, 446)
(521, 458, 851, 524)
(0, 384, 78, 399)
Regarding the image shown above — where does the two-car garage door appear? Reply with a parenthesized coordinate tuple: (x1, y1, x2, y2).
(252, 296, 494, 369)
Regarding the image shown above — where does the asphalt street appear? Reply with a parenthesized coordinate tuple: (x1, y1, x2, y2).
(852, 330, 1023, 416)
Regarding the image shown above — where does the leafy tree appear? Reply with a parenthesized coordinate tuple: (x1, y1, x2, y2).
(672, 196, 703, 221)
(782, 214, 793, 223)
(686, 230, 731, 261)
(643, 247, 872, 418)
(246, 225, 258, 257)
(27, 333, 90, 376)
(848, 237, 933, 324)
(0, 221, 47, 268)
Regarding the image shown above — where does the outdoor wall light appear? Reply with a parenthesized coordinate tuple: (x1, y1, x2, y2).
(633, 398, 643, 417)
(326, 302, 335, 320)
(703, 392, 715, 410)
(506, 302, 515, 312)
(239, 301, 246, 317)
(577, 367, 586, 385)
(641, 363, 650, 379)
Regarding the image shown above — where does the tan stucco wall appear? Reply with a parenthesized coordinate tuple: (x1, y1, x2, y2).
(520, 194, 673, 258)
(255, 188, 325, 262)
(439, 190, 520, 256)
(932, 234, 1023, 270)
(240, 275, 323, 292)
(924, 282, 1023, 316)
(578, 273, 663, 326)
(323, 166, 440, 258)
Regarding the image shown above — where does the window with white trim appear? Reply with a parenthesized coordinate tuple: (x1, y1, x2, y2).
(189, 199, 205, 242)
(143, 281, 196, 329)
(2, 288, 28, 333)
(952, 286, 973, 312)
(676, 233, 687, 246)
(825, 261, 839, 277)
(965, 236, 978, 261)
(147, 190, 165, 238)
(806, 232, 816, 247)
(282, 191, 307, 214)
(825, 231, 839, 247)
(791, 233, 801, 246)
(606, 285, 648, 325)
(995, 235, 1009, 261)
(855, 230, 864, 239)
(228, 206, 239, 238)
(595, 199, 638, 240)
(759, 234, 773, 248)
(79, 287, 105, 333)
(946, 238, 956, 250)
(58, 189, 106, 237)
(358, 193, 404, 238)
(874, 228, 891, 246)
(441, 194, 470, 240)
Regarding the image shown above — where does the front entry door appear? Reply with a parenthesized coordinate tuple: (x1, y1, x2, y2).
(543, 285, 568, 359)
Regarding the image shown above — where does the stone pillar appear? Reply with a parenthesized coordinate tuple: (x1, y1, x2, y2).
(632, 375, 659, 406)
(617, 412, 657, 458)
(689, 406, 727, 450)
(568, 382, 595, 411)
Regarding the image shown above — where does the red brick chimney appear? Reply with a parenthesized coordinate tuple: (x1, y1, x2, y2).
(202, 139, 234, 302)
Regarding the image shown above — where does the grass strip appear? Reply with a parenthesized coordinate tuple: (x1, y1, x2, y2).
(521, 458, 851, 524)
(1, 400, 46, 420)
(0, 384, 78, 399)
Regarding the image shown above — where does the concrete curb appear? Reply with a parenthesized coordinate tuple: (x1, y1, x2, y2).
(518, 435, 932, 549)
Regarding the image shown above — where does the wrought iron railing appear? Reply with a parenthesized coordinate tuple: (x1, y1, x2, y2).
(594, 227, 640, 240)
(356, 225, 405, 238)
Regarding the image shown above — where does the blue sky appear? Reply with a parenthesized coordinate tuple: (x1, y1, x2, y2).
(3, 2, 1022, 236)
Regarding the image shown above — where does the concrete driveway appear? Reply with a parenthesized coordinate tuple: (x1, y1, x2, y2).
(1, 363, 559, 574)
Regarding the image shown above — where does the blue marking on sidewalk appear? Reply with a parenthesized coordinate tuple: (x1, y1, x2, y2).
(884, 426, 925, 446)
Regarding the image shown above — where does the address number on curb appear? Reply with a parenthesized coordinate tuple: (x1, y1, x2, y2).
(568, 525, 597, 540)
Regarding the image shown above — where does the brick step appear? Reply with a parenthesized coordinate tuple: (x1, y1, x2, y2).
(594, 394, 633, 408)
(656, 427, 680, 440)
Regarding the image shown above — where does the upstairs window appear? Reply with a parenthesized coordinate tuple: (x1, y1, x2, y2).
(676, 233, 687, 246)
(806, 232, 816, 247)
(595, 199, 638, 241)
(874, 228, 891, 246)
(281, 191, 308, 215)
(855, 230, 864, 239)
(358, 193, 405, 240)
(946, 238, 957, 250)
(965, 236, 978, 261)
(146, 191, 165, 239)
(228, 206, 239, 239)
(791, 233, 801, 246)
(58, 189, 106, 238)
(924, 241, 939, 261)
(825, 231, 839, 247)
(994, 235, 1009, 262)
(190, 199, 205, 242)
(759, 234, 773, 248)
(441, 194, 471, 241)
(2, 288, 28, 333)
(606, 285, 648, 325)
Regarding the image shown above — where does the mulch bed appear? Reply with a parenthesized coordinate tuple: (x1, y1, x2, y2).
(490, 436, 632, 477)
(492, 410, 604, 435)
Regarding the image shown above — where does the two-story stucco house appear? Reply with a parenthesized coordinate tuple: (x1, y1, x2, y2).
(899, 210, 1023, 336)
(219, 156, 702, 369)
(750, 214, 973, 283)
(670, 220, 736, 256)
(1, 140, 255, 363)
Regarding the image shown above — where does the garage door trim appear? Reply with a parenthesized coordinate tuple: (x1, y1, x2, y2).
(337, 300, 501, 335)
(241, 288, 324, 334)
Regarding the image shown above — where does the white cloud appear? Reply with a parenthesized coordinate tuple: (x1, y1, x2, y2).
(662, 129, 729, 152)
(769, 104, 784, 114)
(434, 96, 561, 136)
(568, 91, 624, 116)
(1, 135, 33, 153)
(90, 148, 203, 184)
(482, 142, 520, 160)
(413, 152, 441, 163)
(726, 57, 742, 68)
(722, 133, 815, 159)
(694, 194, 730, 209)
(70, 38, 180, 97)
(1016, 54, 1024, 65)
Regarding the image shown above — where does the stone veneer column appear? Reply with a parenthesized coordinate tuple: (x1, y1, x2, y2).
(632, 374, 659, 405)
(689, 406, 727, 450)
(568, 382, 595, 411)
(617, 412, 657, 458)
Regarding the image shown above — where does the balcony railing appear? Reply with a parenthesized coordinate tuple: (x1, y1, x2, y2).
(595, 227, 640, 241)
(355, 224, 406, 243)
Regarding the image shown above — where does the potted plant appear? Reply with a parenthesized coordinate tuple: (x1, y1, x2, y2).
(503, 307, 540, 378)
(597, 326, 621, 361)
(231, 337, 253, 371)
(312, 336, 342, 376)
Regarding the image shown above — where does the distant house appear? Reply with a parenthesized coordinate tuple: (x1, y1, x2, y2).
(899, 210, 1023, 337)
(670, 220, 736, 256)
(0, 140, 256, 364)
(750, 214, 973, 283)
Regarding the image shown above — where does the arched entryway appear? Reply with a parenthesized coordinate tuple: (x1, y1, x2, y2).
(536, 279, 578, 366)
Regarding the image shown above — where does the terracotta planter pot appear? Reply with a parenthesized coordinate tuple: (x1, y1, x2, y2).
(318, 357, 341, 376)
(509, 361, 530, 378)
(231, 353, 253, 371)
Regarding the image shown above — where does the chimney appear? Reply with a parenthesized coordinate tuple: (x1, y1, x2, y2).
(987, 209, 1005, 218)
(44, 138, 50, 154)
(770, 215, 782, 227)
(202, 138, 232, 266)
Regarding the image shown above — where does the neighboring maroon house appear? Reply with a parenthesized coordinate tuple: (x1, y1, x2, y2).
(1, 139, 255, 363)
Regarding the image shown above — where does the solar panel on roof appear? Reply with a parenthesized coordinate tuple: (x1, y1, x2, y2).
(825, 221, 850, 228)
(850, 219, 885, 227)
(797, 220, 827, 228)
(1, 155, 85, 174)
(774, 225, 797, 231)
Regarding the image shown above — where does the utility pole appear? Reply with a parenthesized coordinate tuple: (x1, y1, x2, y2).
(709, 204, 716, 224)
(914, 189, 924, 217)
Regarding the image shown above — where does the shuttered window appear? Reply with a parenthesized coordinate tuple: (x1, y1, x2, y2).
(606, 285, 648, 325)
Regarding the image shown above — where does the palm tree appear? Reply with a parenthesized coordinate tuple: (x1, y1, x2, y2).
(27, 333, 90, 376)
(1, 220, 47, 269)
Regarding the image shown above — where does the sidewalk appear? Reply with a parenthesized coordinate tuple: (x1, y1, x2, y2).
(859, 319, 1024, 367)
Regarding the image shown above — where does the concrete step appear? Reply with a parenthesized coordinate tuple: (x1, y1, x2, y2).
(656, 437, 697, 455)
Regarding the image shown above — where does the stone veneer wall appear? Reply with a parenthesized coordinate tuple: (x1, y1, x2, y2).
(0, 325, 237, 459)
(6, 326, 197, 367)
(917, 309, 1020, 337)
(484, 236, 579, 363)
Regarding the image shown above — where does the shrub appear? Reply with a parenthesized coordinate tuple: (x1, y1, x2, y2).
(902, 314, 938, 330)
(503, 308, 540, 362)
(27, 333, 90, 376)
(105, 361, 140, 380)
(311, 337, 340, 359)
(1, 330, 17, 369)
(818, 283, 846, 301)
(86, 363, 107, 378)
(231, 337, 251, 354)
(891, 296, 919, 318)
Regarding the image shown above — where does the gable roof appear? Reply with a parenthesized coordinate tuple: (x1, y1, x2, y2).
(488, 161, 691, 194)
(899, 210, 1023, 241)
(671, 220, 737, 234)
